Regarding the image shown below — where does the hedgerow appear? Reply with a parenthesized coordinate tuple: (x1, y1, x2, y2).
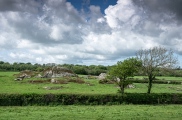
(0, 93, 181, 106)
(128, 79, 182, 84)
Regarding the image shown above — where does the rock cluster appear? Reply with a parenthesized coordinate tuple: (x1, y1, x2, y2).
(42, 66, 77, 78)
(14, 66, 77, 80)
(14, 70, 35, 80)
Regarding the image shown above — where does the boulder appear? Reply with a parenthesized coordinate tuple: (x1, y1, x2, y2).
(98, 73, 107, 80)
(36, 74, 42, 78)
(126, 84, 135, 88)
(51, 78, 57, 83)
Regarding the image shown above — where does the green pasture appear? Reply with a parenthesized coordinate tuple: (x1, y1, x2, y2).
(0, 105, 182, 120)
(0, 72, 182, 94)
(0, 72, 182, 120)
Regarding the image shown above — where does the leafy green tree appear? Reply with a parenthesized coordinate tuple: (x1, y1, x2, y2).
(136, 47, 178, 93)
(72, 65, 87, 75)
(108, 58, 141, 94)
(0, 61, 4, 64)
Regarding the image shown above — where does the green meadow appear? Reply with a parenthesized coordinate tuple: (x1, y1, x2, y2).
(0, 105, 182, 120)
(0, 72, 182, 120)
(0, 72, 182, 94)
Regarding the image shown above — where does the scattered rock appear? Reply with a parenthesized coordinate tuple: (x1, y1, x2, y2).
(14, 70, 37, 80)
(43, 86, 64, 90)
(51, 78, 58, 83)
(126, 84, 135, 88)
(35, 74, 42, 78)
(98, 73, 107, 80)
(85, 82, 95, 86)
(14, 74, 27, 81)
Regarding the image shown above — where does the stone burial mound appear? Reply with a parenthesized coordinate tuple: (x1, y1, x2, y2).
(14, 66, 77, 80)
(14, 70, 37, 81)
(42, 66, 77, 78)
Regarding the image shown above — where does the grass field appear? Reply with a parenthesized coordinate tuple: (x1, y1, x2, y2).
(0, 105, 182, 120)
(0, 72, 182, 119)
(0, 72, 182, 94)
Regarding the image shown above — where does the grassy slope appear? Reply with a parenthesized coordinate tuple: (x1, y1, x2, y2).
(0, 72, 182, 94)
(0, 105, 182, 120)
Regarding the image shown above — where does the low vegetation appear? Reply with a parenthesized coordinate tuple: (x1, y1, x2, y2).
(0, 105, 182, 120)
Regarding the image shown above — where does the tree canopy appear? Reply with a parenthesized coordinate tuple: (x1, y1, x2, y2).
(136, 46, 178, 93)
(108, 58, 141, 94)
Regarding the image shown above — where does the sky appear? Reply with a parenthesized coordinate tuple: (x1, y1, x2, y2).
(0, 0, 182, 66)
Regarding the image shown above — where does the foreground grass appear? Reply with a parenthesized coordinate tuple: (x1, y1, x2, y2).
(0, 105, 182, 120)
(0, 72, 182, 94)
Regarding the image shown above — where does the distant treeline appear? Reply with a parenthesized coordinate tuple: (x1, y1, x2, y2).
(0, 61, 109, 76)
(0, 61, 182, 76)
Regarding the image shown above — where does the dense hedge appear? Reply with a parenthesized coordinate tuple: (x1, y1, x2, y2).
(0, 93, 181, 106)
(99, 79, 182, 84)
(128, 79, 182, 84)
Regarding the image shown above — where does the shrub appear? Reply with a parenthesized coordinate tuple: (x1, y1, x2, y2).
(127, 79, 181, 84)
(99, 79, 114, 84)
(0, 93, 181, 106)
(67, 77, 85, 84)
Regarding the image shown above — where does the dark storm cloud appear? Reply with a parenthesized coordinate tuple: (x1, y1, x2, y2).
(131, 0, 182, 57)
(0, 0, 42, 13)
(0, 0, 22, 11)
(133, 0, 182, 22)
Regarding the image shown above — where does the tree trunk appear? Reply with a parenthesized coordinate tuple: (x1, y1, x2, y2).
(119, 79, 125, 95)
(122, 84, 125, 95)
(147, 75, 153, 94)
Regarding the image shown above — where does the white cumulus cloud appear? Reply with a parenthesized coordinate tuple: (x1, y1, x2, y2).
(0, 0, 182, 65)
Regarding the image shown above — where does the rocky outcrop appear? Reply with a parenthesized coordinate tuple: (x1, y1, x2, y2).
(14, 70, 36, 80)
(42, 66, 77, 78)
(14, 66, 77, 80)
(42, 68, 53, 78)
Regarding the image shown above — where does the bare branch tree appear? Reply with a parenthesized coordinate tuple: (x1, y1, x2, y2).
(136, 47, 178, 93)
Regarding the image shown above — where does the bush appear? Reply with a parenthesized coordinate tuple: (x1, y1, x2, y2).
(0, 93, 181, 106)
(127, 79, 181, 84)
(99, 79, 114, 84)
